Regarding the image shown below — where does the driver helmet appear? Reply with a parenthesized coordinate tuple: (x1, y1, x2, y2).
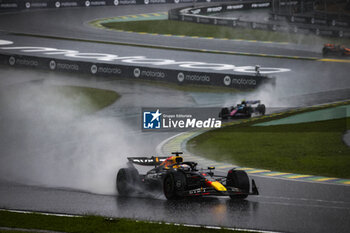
(179, 164, 190, 171)
(241, 99, 247, 105)
(161, 156, 183, 168)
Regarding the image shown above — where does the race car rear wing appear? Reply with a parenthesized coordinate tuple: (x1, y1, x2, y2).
(246, 100, 261, 104)
(127, 157, 168, 166)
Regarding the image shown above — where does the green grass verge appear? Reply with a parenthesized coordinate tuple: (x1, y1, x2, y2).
(187, 113, 350, 179)
(101, 20, 350, 45)
(0, 84, 120, 115)
(51, 85, 120, 114)
(0, 210, 247, 233)
(0, 231, 29, 233)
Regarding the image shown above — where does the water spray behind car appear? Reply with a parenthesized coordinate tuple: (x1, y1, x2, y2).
(0, 79, 150, 195)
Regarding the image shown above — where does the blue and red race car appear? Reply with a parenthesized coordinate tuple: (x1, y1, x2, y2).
(219, 100, 266, 119)
(116, 152, 259, 200)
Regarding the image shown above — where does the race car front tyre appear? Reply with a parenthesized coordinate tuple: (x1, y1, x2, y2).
(219, 108, 229, 119)
(257, 104, 266, 115)
(163, 171, 187, 200)
(227, 169, 250, 199)
(163, 174, 177, 200)
(116, 168, 139, 196)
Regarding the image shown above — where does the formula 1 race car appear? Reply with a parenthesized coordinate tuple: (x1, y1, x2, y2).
(219, 100, 265, 119)
(116, 152, 259, 200)
(322, 44, 350, 57)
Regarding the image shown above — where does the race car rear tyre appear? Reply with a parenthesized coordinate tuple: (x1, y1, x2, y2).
(257, 104, 266, 115)
(163, 174, 177, 200)
(245, 107, 253, 118)
(116, 168, 139, 196)
(322, 48, 328, 56)
(227, 169, 250, 199)
(219, 108, 229, 119)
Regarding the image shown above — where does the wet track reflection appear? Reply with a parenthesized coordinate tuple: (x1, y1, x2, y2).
(115, 195, 259, 226)
(2, 179, 349, 233)
(112, 183, 350, 233)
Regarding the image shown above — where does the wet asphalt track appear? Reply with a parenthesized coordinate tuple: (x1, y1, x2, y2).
(1, 177, 350, 233)
(0, 4, 321, 57)
(0, 4, 350, 233)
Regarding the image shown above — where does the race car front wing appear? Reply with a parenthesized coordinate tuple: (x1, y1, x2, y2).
(180, 179, 259, 197)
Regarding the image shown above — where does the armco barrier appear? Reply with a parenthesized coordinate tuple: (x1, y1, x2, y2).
(169, 0, 350, 38)
(270, 12, 350, 37)
(272, 13, 350, 28)
(0, 0, 239, 11)
(0, 53, 274, 89)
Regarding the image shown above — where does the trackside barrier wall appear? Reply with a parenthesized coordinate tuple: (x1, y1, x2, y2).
(271, 13, 350, 38)
(0, 53, 274, 89)
(168, 0, 350, 38)
(0, 0, 238, 11)
(271, 0, 350, 29)
(168, 0, 273, 29)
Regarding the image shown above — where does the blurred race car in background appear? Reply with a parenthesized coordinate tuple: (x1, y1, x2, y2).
(322, 44, 350, 57)
(116, 152, 259, 200)
(219, 100, 266, 119)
